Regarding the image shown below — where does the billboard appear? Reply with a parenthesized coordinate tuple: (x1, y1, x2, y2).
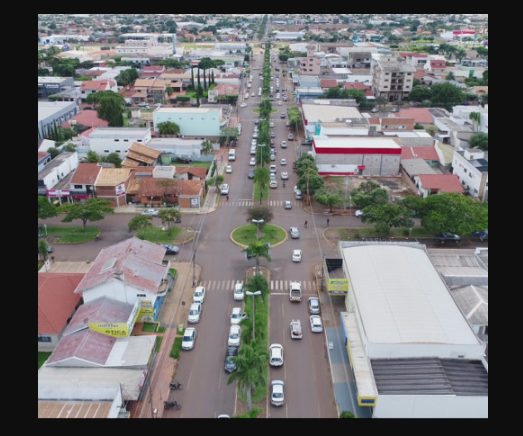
(328, 278, 349, 295)
(89, 322, 130, 338)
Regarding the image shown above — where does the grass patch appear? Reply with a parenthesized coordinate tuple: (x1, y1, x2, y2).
(45, 226, 98, 243)
(155, 336, 163, 353)
(170, 336, 183, 359)
(171, 161, 212, 169)
(253, 182, 269, 202)
(142, 323, 159, 333)
(38, 352, 52, 369)
(232, 224, 286, 247)
(139, 227, 182, 244)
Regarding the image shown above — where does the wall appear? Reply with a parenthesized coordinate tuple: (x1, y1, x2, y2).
(38, 333, 61, 352)
(153, 109, 223, 137)
(81, 280, 159, 309)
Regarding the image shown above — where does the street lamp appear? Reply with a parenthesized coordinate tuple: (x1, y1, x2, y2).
(252, 219, 264, 276)
(245, 290, 262, 341)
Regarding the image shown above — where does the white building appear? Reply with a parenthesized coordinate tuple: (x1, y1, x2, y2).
(452, 148, 489, 202)
(88, 127, 152, 159)
(338, 242, 488, 418)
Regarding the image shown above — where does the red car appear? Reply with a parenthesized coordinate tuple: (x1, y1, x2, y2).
(270, 139, 275, 147)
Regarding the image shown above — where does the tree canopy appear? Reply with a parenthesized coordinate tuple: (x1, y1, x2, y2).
(59, 198, 114, 233)
(468, 132, 488, 151)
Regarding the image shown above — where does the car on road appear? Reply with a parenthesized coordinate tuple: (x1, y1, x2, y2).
(371, 107, 379, 113)
(295, 189, 303, 200)
(289, 227, 300, 239)
(162, 244, 180, 255)
(270, 122, 275, 128)
(228, 325, 241, 347)
(288, 133, 294, 140)
(188, 302, 202, 324)
(220, 184, 230, 195)
(309, 315, 323, 333)
(270, 180, 278, 189)
(270, 139, 275, 147)
(251, 139, 257, 147)
(270, 132, 276, 138)
(142, 209, 159, 216)
(248, 169, 255, 179)
(290, 319, 302, 339)
(270, 153, 276, 161)
(233, 283, 244, 301)
(474, 229, 488, 241)
(240, 103, 247, 108)
(278, 101, 283, 106)
(281, 172, 289, 180)
(250, 146, 257, 155)
(269, 344, 284, 367)
(193, 286, 206, 304)
(308, 296, 320, 314)
(249, 158, 256, 166)
(292, 249, 302, 262)
(280, 112, 286, 119)
(181, 327, 197, 350)
(225, 165, 233, 174)
(391, 107, 400, 113)
(224, 346, 238, 373)
(270, 165, 277, 173)
(355, 210, 363, 218)
(231, 307, 247, 325)
(280, 158, 287, 166)
(434, 232, 461, 243)
(251, 93, 255, 97)
(280, 141, 287, 148)
(284, 200, 292, 210)
(301, 139, 313, 146)
(271, 380, 285, 407)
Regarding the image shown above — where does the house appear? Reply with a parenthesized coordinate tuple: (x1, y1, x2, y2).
(68, 162, 102, 202)
(38, 273, 84, 352)
(88, 127, 152, 160)
(122, 142, 162, 168)
(73, 237, 172, 320)
(452, 148, 488, 202)
(153, 107, 226, 138)
(95, 167, 133, 207)
(208, 83, 240, 103)
(60, 108, 109, 130)
(79, 79, 118, 102)
(424, 58, 448, 77)
(38, 152, 80, 205)
(392, 107, 434, 127)
(413, 174, 465, 198)
(38, 101, 79, 139)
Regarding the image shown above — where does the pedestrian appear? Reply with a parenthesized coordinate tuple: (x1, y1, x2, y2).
(226, 195, 229, 202)
(304, 220, 308, 228)
(327, 218, 330, 227)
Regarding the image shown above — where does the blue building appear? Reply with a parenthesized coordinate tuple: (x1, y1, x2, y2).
(152, 107, 227, 138)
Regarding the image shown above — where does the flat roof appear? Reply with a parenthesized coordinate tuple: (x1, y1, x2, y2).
(315, 137, 401, 150)
(342, 244, 480, 345)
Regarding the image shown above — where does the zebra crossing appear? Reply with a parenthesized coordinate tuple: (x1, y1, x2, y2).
(219, 199, 301, 208)
(199, 279, 317, 295)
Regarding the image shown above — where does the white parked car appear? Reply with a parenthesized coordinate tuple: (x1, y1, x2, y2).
(141, 209, 159, 216)
(188, 302, 202, 324)
(355, 210, 363, 218)
(225, 165, 233, 174)
(181, 327, 196, 350)
(280, 141, 287, 148)
(271, 380, 285, 407)
(193, 286, 206, 304)
(233, 283, 244, 301)
(240, 103, 247, 108)
(309, 315, 323, 333)
(221, 184, 230, 195)
(228, 325, 241, 347)
(231, 307, 247, 325)
(249, 158, 256, 166)
(281, 172, 289, 180)
(269, 344, 284, 367)
(270, 165, 277, 173)
(270, 180, 278, 189)
(292, 249, 302, 262)
(280, 158, 287, 166)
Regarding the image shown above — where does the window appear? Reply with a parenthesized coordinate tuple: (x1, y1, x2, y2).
(74, 184, 83, 189)
(124, 139, 129, 142)
(115, 150, 121, 153)
(114, 139, 120, 142)
(38, 336, 52, 343)
(104, 150, 110, 153)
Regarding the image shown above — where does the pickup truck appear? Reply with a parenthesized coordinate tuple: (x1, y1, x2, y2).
(289, 282, 302, 302)
(290, 319, 302, 339)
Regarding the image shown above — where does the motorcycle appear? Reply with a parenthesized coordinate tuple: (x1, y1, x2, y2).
(164, 400, 182, 410)
(169, 381, 182, 390)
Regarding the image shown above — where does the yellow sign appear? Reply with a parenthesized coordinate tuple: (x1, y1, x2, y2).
(328, 278, 349, 294)
(138, 307, 155, 323)
(89, 322, 129, 338)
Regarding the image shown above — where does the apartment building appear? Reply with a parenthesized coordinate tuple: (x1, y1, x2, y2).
(370, 55, 416, 103)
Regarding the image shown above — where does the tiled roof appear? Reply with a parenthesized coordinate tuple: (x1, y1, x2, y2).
(175, 166, 208, 179)
(320, 79, 339, 88)
(63, 296, 135, 336)
(401, 147, 439, 160)
(418, 174, 465, 193)
(179, 179, 204, 196)
(70, 163, 102, 185)
(95, 168, 132, 187)
(74, 237, 168, 296)
(137, 178, 177, 196)
(80, 80, 116, 91)
(393, 108, 434, 124)
(38, 273, 84, 334)
(61, 110, 109, 129)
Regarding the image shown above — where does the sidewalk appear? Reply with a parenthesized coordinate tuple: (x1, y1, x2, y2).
(129, 262, 202, 419)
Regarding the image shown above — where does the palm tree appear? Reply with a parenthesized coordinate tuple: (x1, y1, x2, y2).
(253, 167, 270, 204)
(242, 240, 271, 274)
(227, 344, 267, 411)
(469, 111, 482, 132)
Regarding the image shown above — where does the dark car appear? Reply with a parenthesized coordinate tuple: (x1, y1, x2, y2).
(248, 169, 255, 179)
(176, 157, 192, 164)
(434, 232, 461, 243)
(473, 229, 488, 242)
(162, 244, 180, 255)
(301, 139, 313, 146)
(224, 346, 238, 373)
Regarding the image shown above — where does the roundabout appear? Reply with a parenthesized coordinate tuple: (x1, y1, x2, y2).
(230, 223, 288, 248)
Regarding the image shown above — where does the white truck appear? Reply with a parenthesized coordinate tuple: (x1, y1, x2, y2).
(289, 282, 302, 302)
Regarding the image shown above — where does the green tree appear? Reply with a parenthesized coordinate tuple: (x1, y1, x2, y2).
(315, 190, 343, 213)
(227, 344, 267, 412)
(86, 150, 100, 163)
(38, 196, 58, 220)
(97, 96, 124, 127)
(157, 121, 181, 136)
(59, 198, 114, 233)
(38, 239, 51, 263)
(232, 407, 263, 419)
(468, 132, 488, 151)
(351, 181, 389, 208)
(409, 85, 431, 102)
(244, 273, 270, 310)
(201, 140, 214, 155)
(158, 209, 181, 236)
(340, 411, 357, 418)
(101, 152, 122, 168)
(245, 205, 273, 227)
(430, 82, 464, 108)
(420, 192, 488, 235)
(157, 179, 176, 204)
(176, 95, 190, 106)
(242, 240, 271, 272)
(375, 96, 387, 109)
(47, 147, 60, 159)
(297, 172, 324, 197)
(360, 203, 415, 236)
(128, 214, 154, 239)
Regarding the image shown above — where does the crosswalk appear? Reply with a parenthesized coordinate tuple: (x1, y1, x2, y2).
(199, 279, 317, 295)
(218, 200, 301, 208)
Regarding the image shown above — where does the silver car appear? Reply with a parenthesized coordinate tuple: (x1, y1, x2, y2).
(271, 380, 285, 406)
(289, 227, 300, 239)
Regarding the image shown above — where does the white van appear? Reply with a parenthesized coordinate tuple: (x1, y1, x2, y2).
(228, 149, 236, 162)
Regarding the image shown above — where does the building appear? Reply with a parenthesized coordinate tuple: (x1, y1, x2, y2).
(88, 127, 152, 160)
(95, 167, 133, 207)
(38, 101, 79, 139)
(79, 79, 118, 102)
(452, 148, 488, 202)
(38, 152, 80, 204)
(38, 77, 75, 100)
(337, 242, 488, 418)
(299, 44, 322, 76)
(370, 55, 416, 102)
(115, 33, 175, 60)
(152, 107, 227, 138)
